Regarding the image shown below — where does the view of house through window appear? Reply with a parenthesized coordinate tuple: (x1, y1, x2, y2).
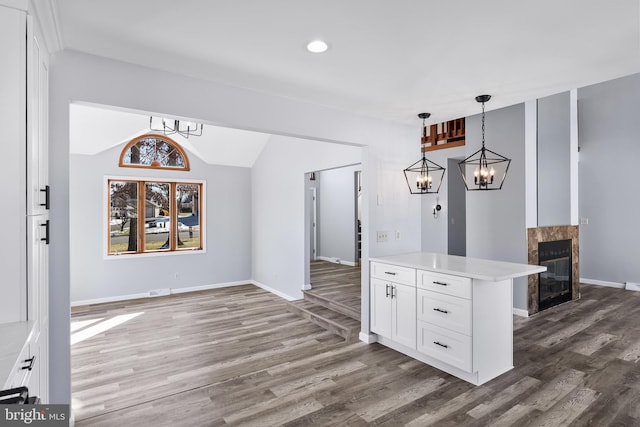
(109, 135, 202, 256)
(108, 180, 203, 255)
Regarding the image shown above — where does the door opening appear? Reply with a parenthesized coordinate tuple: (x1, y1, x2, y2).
(447, 158, 466, 256)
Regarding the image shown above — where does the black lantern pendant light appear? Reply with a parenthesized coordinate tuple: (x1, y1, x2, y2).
(458, 95, 511, 191)
(403, 113, 446, 195)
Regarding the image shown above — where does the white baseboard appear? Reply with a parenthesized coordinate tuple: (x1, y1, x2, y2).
(302, 283, 312, 291)
(316, 256, 357, 267)
(580, 278, 625, 289)
(71, 292, 150, 307)
(71, 280, 252, 307)
(512, 308, 529, 318)
(170, 280, 250, 294)
(625, 282, 640, 292)
(359, 331, 377, 344)
(251, 280, 299, 301)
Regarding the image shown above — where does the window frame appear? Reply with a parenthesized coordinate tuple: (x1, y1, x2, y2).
(106, 176, 205, 258)
(119, 134, 191, 171)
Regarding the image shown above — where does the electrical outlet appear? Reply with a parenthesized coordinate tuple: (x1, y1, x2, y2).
(377, 231, 389, 242)
(580, 218, 589, 225)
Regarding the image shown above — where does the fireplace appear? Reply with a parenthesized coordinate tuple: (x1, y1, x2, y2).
(527, 225, 579, 315)
(538, 239, 572, 311)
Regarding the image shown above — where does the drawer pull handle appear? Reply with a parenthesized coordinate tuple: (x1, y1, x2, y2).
(385, 284, 390, 297)
(433, 281, 448, 286)
(41, 220, 50, 245)
(391, 285, 396, 299)
(433, 341, 448, 349)
(40, 185, 50, 209)
(433, 308, 449, 314)
(21, 356, 35, 371)
(384, 271, 397, 276)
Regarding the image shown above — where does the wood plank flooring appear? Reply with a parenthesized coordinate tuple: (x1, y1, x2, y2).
(307, 260, 361, 320)
(71, 283, 640, 426)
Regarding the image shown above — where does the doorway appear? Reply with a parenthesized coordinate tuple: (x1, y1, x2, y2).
(448, 158, 466, 256)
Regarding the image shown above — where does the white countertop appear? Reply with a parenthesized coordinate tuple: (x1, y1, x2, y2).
(0, 321, 35, 390)
(370, 252, 546, 281)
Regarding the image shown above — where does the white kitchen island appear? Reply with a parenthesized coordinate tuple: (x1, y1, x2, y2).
(368, 252, 546, 385)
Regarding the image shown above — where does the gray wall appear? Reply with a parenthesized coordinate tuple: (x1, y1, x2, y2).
(420, 145, 466, 254)
(578, 73, 640, 284)
(466, 103, 529, 309)
(317, 165, 360, 264)
(252, 135, 361, 300)
(537, 92, 571, 226)
(69, 144, 252, 303)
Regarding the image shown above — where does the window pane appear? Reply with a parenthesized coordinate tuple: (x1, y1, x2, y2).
(176, 184, 201, 250)
(144, 182, 171, 252)
(122, 136, 187, 168)
(109, 181, 138, 254)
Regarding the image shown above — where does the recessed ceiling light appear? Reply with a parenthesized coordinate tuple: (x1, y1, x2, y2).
(306, 40, 329, 53)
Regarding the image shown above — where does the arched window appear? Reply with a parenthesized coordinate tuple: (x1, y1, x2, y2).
(119, 134, 190, 170)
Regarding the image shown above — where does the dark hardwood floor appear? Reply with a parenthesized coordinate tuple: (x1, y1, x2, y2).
(71, 283, 640, 426)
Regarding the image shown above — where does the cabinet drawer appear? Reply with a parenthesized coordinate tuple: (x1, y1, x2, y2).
(6, 344, 32, 389)
(417, 289, 472, 336)
(418, 270, 471, 299)
(418, 321, 472, 372)
(371, 262, 415, 286)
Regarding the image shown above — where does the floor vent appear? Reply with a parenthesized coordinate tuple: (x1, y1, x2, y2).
(149, 288, 171, 297)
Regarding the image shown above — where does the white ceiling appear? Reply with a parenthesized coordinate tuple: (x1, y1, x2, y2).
(69, 103, 271, 167)
(42, 1, 640, 125)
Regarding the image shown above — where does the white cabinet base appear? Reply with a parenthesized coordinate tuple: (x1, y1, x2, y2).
(376, 335, 513, 386)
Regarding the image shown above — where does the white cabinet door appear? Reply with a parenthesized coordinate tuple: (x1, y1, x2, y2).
(27, 15, 49, 216)
(370, 278, 392, 339)
(0, 5, 27, 324)
(392, 283, 416, 349)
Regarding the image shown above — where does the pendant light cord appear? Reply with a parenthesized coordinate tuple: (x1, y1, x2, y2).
(481, 101, 486, 148)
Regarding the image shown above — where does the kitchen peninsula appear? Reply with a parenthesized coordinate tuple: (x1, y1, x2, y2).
(369, 252, 545, 385)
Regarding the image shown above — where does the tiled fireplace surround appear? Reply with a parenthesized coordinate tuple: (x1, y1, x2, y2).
(527, 225, 579, 315)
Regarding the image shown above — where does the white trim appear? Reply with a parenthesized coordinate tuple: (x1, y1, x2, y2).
(72, 292, 150, 307)
(71, 280, 251, 306)
(302, 284, 312, 291)
(359, 331, 377, 344)
(316, 255, 357, 267)
(625, 282, 640, 292)
(512, 307, 529, 318)
(580, 278, 625, 289)
(569, 89, 579, 226)
(524, 99, 538, 228)
(30, 0, 64, 52)
(251, 280, 299, 301)
(169, 280, 251, 294)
